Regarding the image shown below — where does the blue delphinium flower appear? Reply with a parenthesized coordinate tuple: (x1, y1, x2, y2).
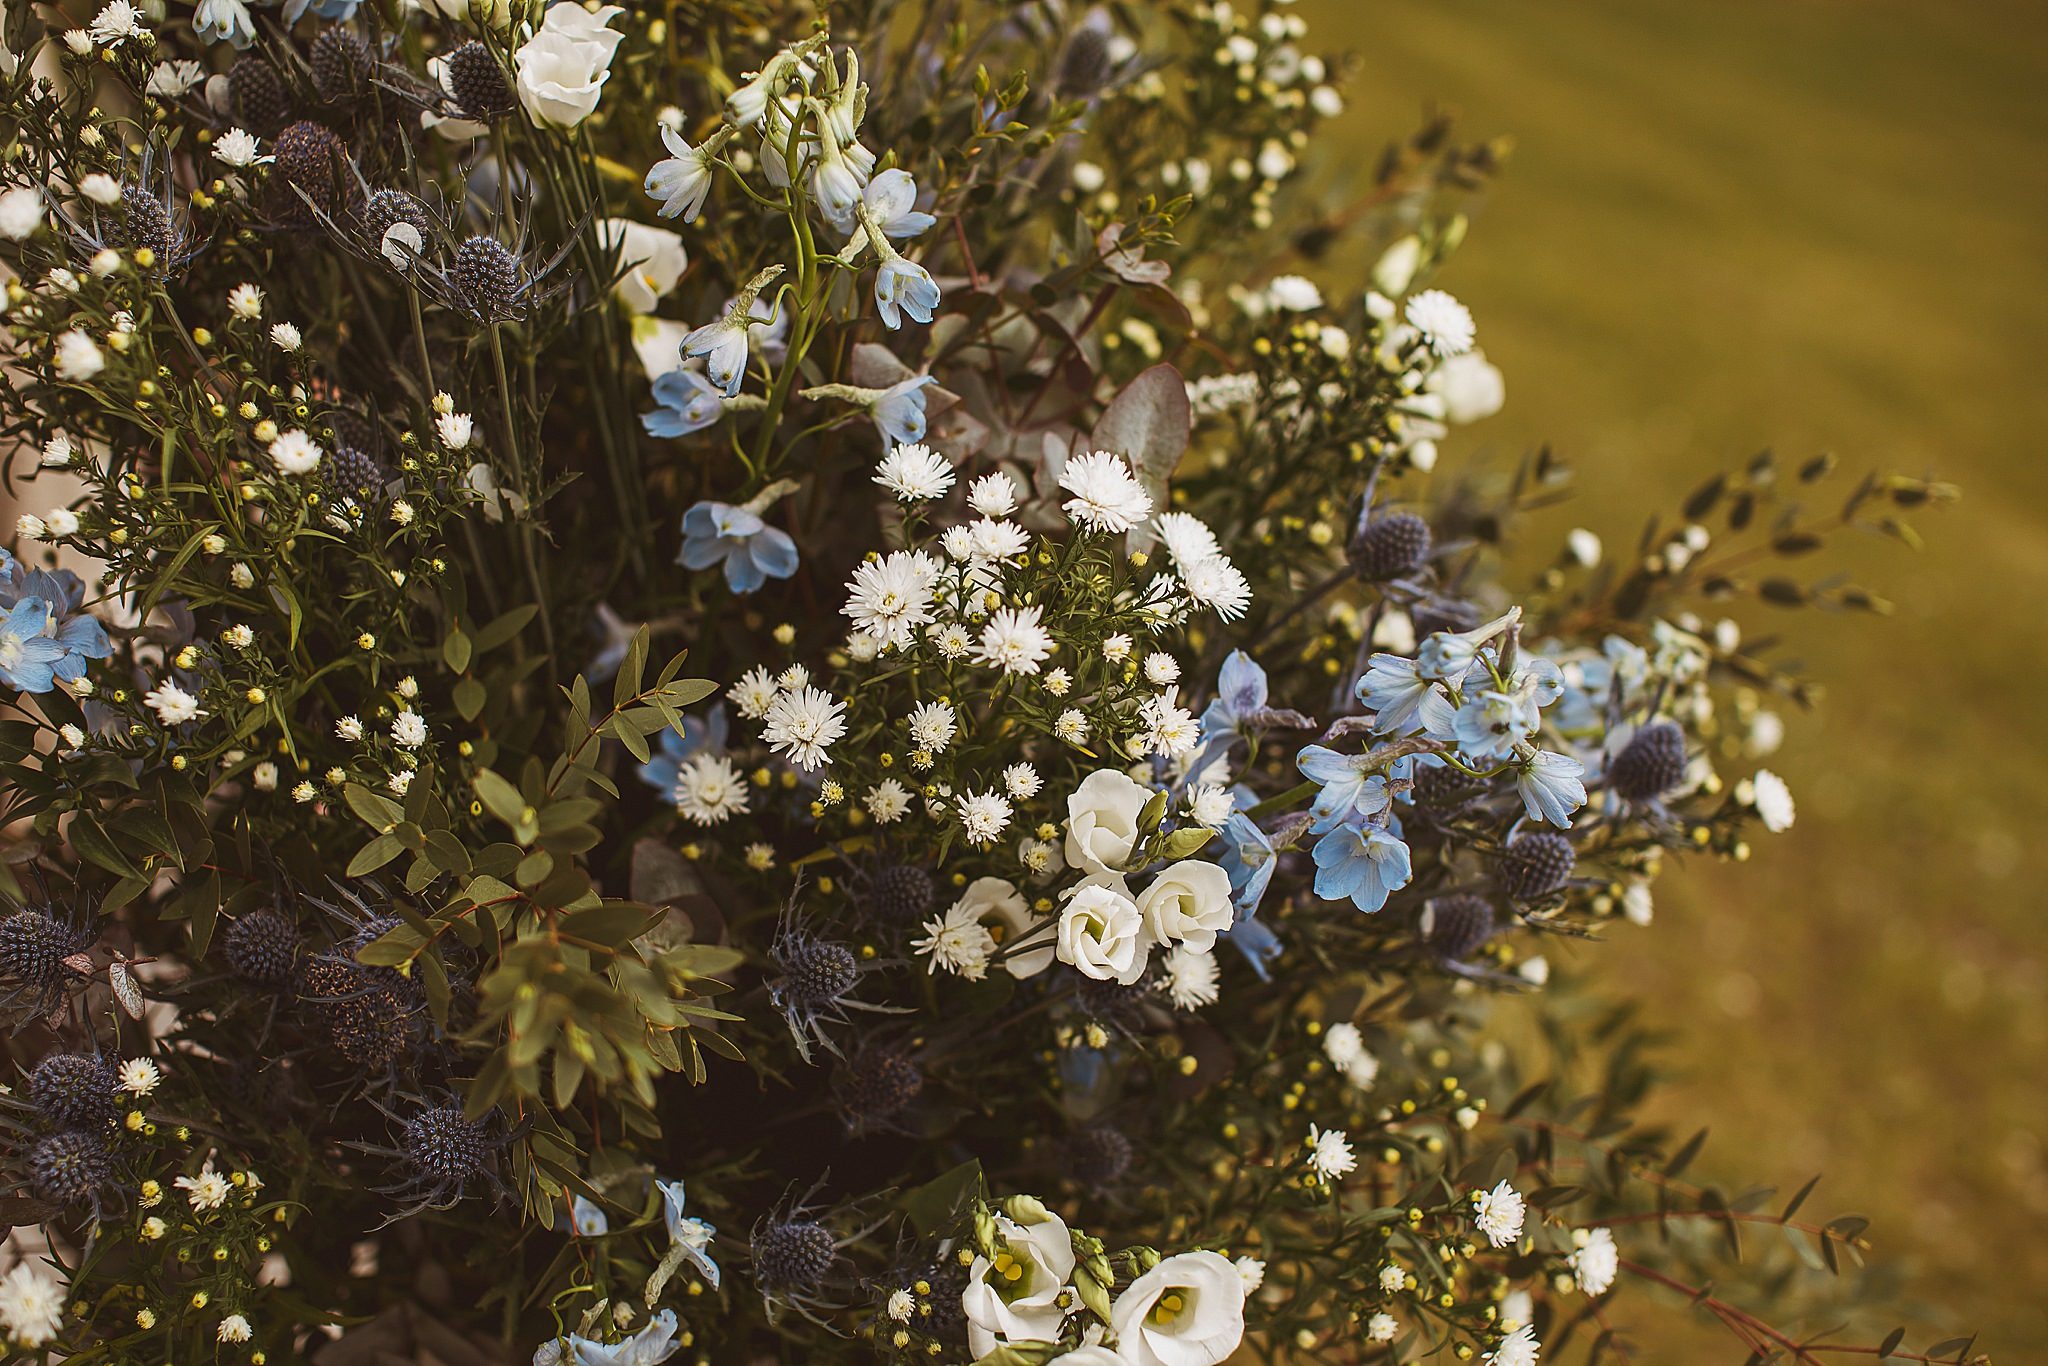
(677, 502, 798, 594)
(0, 552, 109, 691)
(657, 1179, 721, 1289)
(636, 707, 728, 796)
(641, 368, 726, 439)
(1358, 652, 1453, 736)
(870, 374, 935, 448)
(872, 248, 941, 329)
(543, 1308, 684, 1366)
(283, 0, 362, 21)
(1516, 748, 1588, 828)
(569, 1194, 608, 1236)
(1217, 811, 1284, 977)
(1311, 822, 1412, 913)
(1200, 650, 1270, 737)
(1296, 745, 1394, 833)
(0, 598, 67, 693)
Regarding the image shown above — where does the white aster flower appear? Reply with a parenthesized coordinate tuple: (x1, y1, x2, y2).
(912, 901, 995, 980)
(0, 186, 45, 240)
(1001, 763, 1041, 800)
(1750, 769, 1795, 832)
(390, 710, 428, 748)
(1042, 667, 1072, 696)
(1378, 1263, 1406, 1293)
(1153, 511, 1222, 568)
(908, 700, 957, 753)
(1162, 943, 1221, 1010)
(228, 282, 264, 318)
(673, 753, 751, 826)
(1135, 689, 1200, 758)
(727, 666, 779, 719)
(89, 1, 146, 44)
(1367, 1311, 1399, 1343)
(335, 715, 364, 741)
(144, 680, 206, 726)
(873, 442, 955, 501)
(41, 434, 75, 468)
(966, 471, 1020, 517)
(929, 623, 972, 659)
(80, 173, 122, 206)
(1142, 651, 1180, 686)
(864, 778, 913, 824)
(1101, 634, 1133, 663)
(1185, 783, 1235, 830)
(761, 685, 848, 770)
(147, 59, 207, 97)
(1305, 1124, 1356, 1182)
(1405, 288, 1476, 356)
(1233, 1256, 1266, 1293)
(269, 321, 302, 352)
(1569, 1227, 1618, 1296)
(1059, 450, 1153, 533)
(0, 1262, 66, 1349)
(776, 665, 810, 692)
(957, 789, 1014, 847)
(1053, 708, 1089, 745)
(1181, 556, 1253, 620)
(436, 411, 475, 449)
(1266, 273, 1322, 311)
(965, 517, 1031, 562)
(119, 1057, 161, 1095)
(251, 762, 278, 791)
(886, 1289, 916, 1323)
(212, 128, 262, 167)
(1487, 1325, 1541, 1366)
(177, 1159, 231, 1211)
(975, 605, 1054, 674)
(218, 1314, 253, 1344)
(387, 770, 414, 796)
(1472, 1179, 1526, 1248)
(267, 428, 322, 476)
(54, 329, 106, 380)
(843, 550, 940, 652)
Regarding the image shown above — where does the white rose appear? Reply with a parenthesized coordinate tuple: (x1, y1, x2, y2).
(513, 5, 623, 128)
(1428, 350, 1506, 424)
(953, 876, 1053, 980)
(962, 1211, 1075, 1358)
(1063, 768, 1153, 874)
(1108, 1250, 1246, 1366)
(1133, 859, 1233, 952)
(1056, 874, 1150, 985)
(597, 219, 687, 314)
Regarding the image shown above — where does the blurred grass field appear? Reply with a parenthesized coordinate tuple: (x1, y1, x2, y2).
(1302, 0, 2048, 1350)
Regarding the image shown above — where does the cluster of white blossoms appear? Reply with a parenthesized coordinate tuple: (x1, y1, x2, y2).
(729, 665, 850, 773)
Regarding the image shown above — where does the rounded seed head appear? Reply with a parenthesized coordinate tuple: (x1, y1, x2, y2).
(225, 908, 300, 988)
(28, 1129, 114, 1207)
(1066, 1125, 1134, 1189)
(834, 1046, 923, 1131)
(753, 1219, 837, 1290)
(445, 41, 516, 120)
(228, 57, 291, 136)
(865, 864, 935, 924)
(1348, 512, 1434, 581)
(402, 1104, 488, 1186)
(271, 121, 353, 226)
(28, 1053, 118, 1129)
(778, 939, 859, 1009)
(310, 27, 375, 104)
(1498, 832, 1576, 902)
(1422, 894, 1496, 961)
(452, 235, 524, 322)
(0, 909, 92, 995)
(1608, 720, 1687, 802)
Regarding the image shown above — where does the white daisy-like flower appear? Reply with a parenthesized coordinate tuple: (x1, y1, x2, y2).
(144, 680, 207, 726)
(1377, 1263, 1406, 1293)
(673, 753, 751, 826)
(1153, 511, 1222, 568)
(1233, 1256, 1266, 1294)
(956, 789, 1014, 846)
(1059, 450, 1153, 533)
(843, 550, 940, 652)
(1569, 1227, 1618, 1296)
(966, 471, 1020, 517)
(118, 1057, 162, 1096)
(436, 412, 475, 449)
(0, 186, 45, 240)
(0, 1262, 66, 1349)
(761, 685, 848, 771)
(269, 321, 303, 352)
(1487, 1325, 1541, 1366)
(1101, 634, 1133, 663)
(388, 770, 414, 796)
(147, 58, 207, 97)
(886, 1289, 916, 1323)
(212, 128, 262, 168)
(727, 666, 780, 719)
(975, 605, 1054, 674)
(1305, 1124, 1357, 1182)
(1322, 1022, 1366, 1068)
(177, 1159, 231, 1211)
(221, 624, 254, 650)
(873, 442, 955, 501)
(928, 622, 972, 659)
(218, 1314, 253, 1344)
(334, 716, 364, 741)
(864, 778, 913, 824)
(1185, 783, 1235, 830)
(227, 282, 264, 319)
(41, 434, 75, 468)
(1181, 556, 1253, 620)
(913, 901, 996, 980)
(777, 664, 811, 691)
(54, 329, 105, 381)
(89, 0, 145, 43)
(1405, 289, 1476, 356)
(79, 173, 122, 206)
(1142, 651, 1180, 686)
(1266, 274, 1323, 312)
(390, 710, 428, 749)
(251, 762, 279, 792)
(1750, 769, 1795, 832)
(965, 518, 1031, 562)
(1001, 763, 1041, 800)
(1053, 708, 1089, 745)
(1042, 667, 1072, 696)
(908, 700, 957, 753)
(1135, 689, 1200, 758)
(1472, 1179, 1526, 1248)
(1162, 943, 1220, 1010)
(267, 428, 323, 476)
(1367, 1312, 1399, 1343)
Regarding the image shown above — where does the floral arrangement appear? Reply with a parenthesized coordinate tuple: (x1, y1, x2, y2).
(0, 0, 1974, 1363)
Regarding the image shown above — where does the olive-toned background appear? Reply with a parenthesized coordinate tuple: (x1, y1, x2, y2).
(1304, 0, 2046, 1350)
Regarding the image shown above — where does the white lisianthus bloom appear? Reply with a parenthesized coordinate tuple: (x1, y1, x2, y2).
(596, 219, 686, 314)
(1055, 874, 1151, 984)
(952, 876, 1053, 979)
(513, 4, 624, 128)
(1064, 769, 1154, 874)
(1133, 859, 1233, 951)
(1108, 1250, 1246, 1366)
(962, 1210, 1076, 1358)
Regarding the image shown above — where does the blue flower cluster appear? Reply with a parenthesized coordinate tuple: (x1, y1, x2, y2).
(0, 550, 110, 694)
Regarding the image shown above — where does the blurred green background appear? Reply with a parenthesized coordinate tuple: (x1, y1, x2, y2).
(1303, 0, 2047, 1352)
